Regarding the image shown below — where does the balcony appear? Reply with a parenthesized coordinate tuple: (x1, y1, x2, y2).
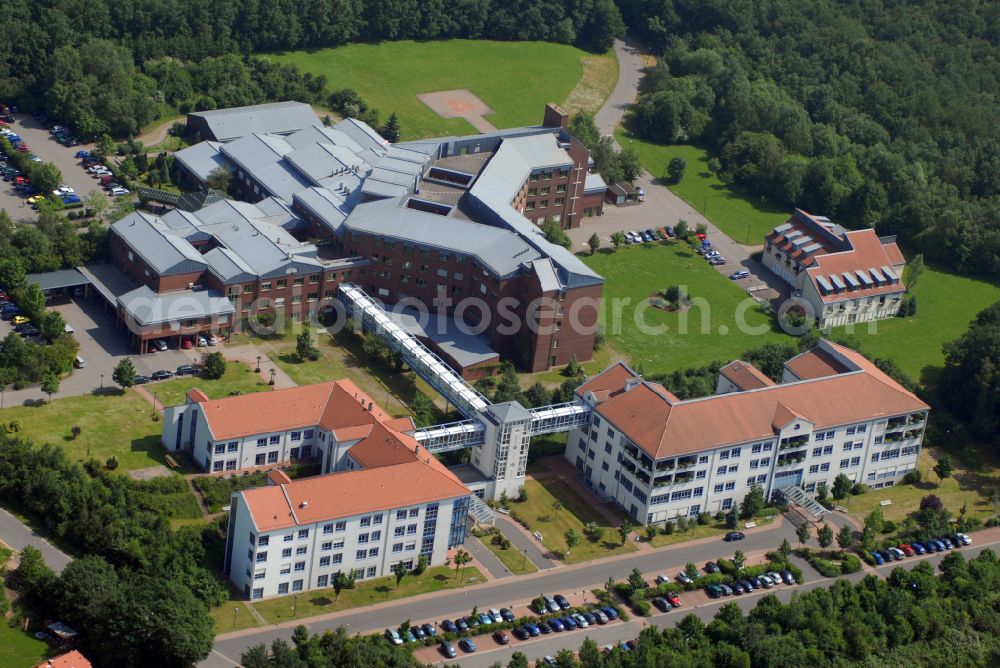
(636, 471, 651, 485)
(780, 435, 809, 450)
(777, 451, 807, 466)
(906, 414, 926, 426)
(676, 457, 698, 469)
(654, 474, 673, 487)
(674, 471, 695, 484)
(655, 460, 675, 472)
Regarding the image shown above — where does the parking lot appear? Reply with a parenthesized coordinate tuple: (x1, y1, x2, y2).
(1, 112, 101, 220)
(1, 294, 191, 406)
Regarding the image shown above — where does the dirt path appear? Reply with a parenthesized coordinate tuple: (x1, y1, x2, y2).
(137, 116, 184, 148)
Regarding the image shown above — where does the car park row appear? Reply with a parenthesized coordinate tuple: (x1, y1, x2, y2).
(869, 532, 972, 565)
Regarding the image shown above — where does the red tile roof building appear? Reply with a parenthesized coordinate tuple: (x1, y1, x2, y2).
(210, 381, 472, 600)
(568, 340, 928, 526)
(763, 209, 907, 327)
(32, 652, 92, 668)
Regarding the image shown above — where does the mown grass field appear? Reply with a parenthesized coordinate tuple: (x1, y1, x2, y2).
(614, 130, 789, 245)
(834, 266, 1000, 383)
(581, 242, 790, 373)
(271, 40, 614, 139)
(510, 479, 636, 564)
(0, 362, 265, 471)
(476, 530, 539, 575)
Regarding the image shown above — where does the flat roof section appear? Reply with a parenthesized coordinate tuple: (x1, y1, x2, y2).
(387, 307, 499, 369)
(433, 153, 492, 178)
(26, 268, 89, 292)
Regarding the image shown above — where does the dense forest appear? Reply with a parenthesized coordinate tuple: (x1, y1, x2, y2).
(618, 0, 1000, 277)
(0, 0, 623, 137)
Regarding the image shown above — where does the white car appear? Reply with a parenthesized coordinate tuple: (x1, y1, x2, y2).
(206, 334, 219, 346)
(384, 628, 402, 646)
(197, 336, 208, 347)
(489, 608, 502, 623)
(110, 187, 130, 197)
(956, 532, 972, 545)
(153, 339, 168, 351)
(58, 185, 74, 194)
(654, 574, 670, 585)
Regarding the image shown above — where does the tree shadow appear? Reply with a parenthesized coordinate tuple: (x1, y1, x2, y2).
(310, 596, 333, 607)
(601, 541, 622, 551)
(374, 585, 391, 596)
(278, 353, 304, 365)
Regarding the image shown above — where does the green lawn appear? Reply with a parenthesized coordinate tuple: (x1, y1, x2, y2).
(841, 446, 1000, 525)
(249, 565, 484, 625)
(153, 361, 270, 407)
(271, 40, 599, 139)
(476, 530, 538, 575)
(0, 623, 49, 666)
(615, 130, 789, 245)
(647, 515, 773, 548)
(209, 601, 259, 635)
(0, 361, 269, 472)
(510, 479, 636, 564)
(581, 243, 790, 373)
(833, 266, 1000, 382)
(2, 391, 168, 470)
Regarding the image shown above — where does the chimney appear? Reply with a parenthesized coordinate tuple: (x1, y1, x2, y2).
(543, 103, 569, 129)
(300, 500, 309, 509)
(367, 401, 374, 411)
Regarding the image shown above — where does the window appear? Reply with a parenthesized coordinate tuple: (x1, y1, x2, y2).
(267, 451, 278, 464)
(696, 470, 706, 479)
(396, 510, 407, 520)
(857, 425, 867, 433)
(760, 458, 770, 466)
(297, 529, 308, 540)
(254, 570, 265, 580)
(284, 534, 293, 543)
(871, 453, 880, 462)
(367, 566, 377, 578)
(846, 427, 856, 435)
(728, 465, 738, 473)
(303, 430, 313, 439)
(321, 542, 332, 551)
(722, 499, 733, 510)
(292, 579, 303, 592)
(360, 516, 371, 527)
(335, 521, 346, 532)
(371, 530, 381, 541)
(874, 436, 883, 445)
(724, 481, 735, 491)
(409, 508, 419, 518)
(295, 546, 307, 556)
(358, 533, 369, 544)
(392, 543, 403, 553)
(750, 459, 759, 470)
(717, 466, 727, 476)
(407, 524, 417, 535)
(291, 431, 301, 442)
(213, 461, 224, 472)
(394, 527, 405, 537)
(279, 565, 290, 575)
(719, 450, 729, 460)
(254, 453, 265, 466)
(850, 457, 860, 467)
(747, 478, 756, 487)
(825, 430, 835, 439)
(604, 443, 612, 454)
(269, 435, 280, 445)
(815, 432, 825, 441)
(731, 448, 741, 457)
(282, 548, 292, 558)
(757, 474, 767, 483)
(809, 465, 819, 474)
(323, 523, 333, 535)
(699, 455, 709, 463)
(713, 484, 724, 493)
(823, 445, 833, 455)
(257, 535, 269, 547)
(228, 441, 238, 452)
(752, 444, 762, 454)
(255, 552, 268, 563)
(843, 443, 852, 452)
(820, 463, 830, 472)
(277, 583, 289, 595)
(368, 548, 379, 557)
(356, 550, 367, 560)
(214, 443, 225, 455)
(332, 553, 342, 564)
(257, 438, 267, 447)
(226, 460, 237, 471)
(317, 575, 329, 588)
(319, 556, 330, 567)
(261, 282, 271, 291)
(763, 443, 773, 452)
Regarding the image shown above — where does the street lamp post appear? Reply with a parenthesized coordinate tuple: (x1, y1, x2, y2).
(292, 595, 298, 618)
(100, 373, 104, 390)
(255, 355, 261, 373)
(521, 548, 527, 572)
(233, 607, 239, 630)
(269, 368, 276, 386)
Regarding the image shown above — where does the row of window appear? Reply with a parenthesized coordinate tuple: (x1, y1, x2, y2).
(527, 184, 567, 196)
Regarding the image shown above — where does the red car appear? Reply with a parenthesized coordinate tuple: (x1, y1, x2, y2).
(898, 544, 915, 557)
(666, 592, 681, 607)
(696, 233, 707, 240)
(181, 338, 194, 349)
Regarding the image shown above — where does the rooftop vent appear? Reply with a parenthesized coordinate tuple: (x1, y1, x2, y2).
(299, 500, 309, 509)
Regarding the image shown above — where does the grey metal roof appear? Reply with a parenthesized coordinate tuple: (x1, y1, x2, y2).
(361, 179, 408, 199)
(220, 134, 311, 202)
(485, 401, 533, 424)
(333, 118, 389, 156)
(172, 141, 227, 182)
(293, 187, 350, 234)
(373, 155, 424, 177)
(189, 101, 319, 142)
(27, 268, 89, 292)
(387, 307, 498, 369)
(119, 285, 235, 326)
(345, 201, 539, 278)
(111, 212, 208, 276)
(284, 143, 368, 187)
(584, 172, 607, 193)
(530, 258, 560, 293)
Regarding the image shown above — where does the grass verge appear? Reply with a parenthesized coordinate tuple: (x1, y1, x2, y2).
(473, 529, 538, 575)
(152, 361, 270, 407)
(249, 566, 484, 625)
(562, 50, 619, 116)
(509, 479, 636, 564)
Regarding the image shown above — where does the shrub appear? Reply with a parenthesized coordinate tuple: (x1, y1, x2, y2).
(716, 558, 736, 575)
(697, 512, 712, 525)
(840, 553, 862, 574)
(851, 483, 870, 495)
(105, 456, 119, 471)
(902, 469, 923, 485)
(882, 520, 897, 534)
(631, 597, 651, 617)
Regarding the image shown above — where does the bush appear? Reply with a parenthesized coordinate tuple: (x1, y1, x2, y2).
(902, 469, 923, 485)
(716, 558, 736, 575)
(840, 553, 862, 574)
(631, 598, 651, 617)
(882, 520, 897, 534)
(851, 483, 870, 495)
(697, 512, 712, 525)
(808, 556, 842, 578)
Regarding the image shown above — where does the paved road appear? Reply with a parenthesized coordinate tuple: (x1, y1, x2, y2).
(429, 538, 1000, 668)
(201, 519, 797, 666)
(0, 506, 71, 573)
(594, 40, 645, 137)
(495, 515, 556, 570)
(464, 531, 512, 580)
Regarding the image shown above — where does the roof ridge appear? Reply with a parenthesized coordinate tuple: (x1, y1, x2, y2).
(278, 483, 299, 526)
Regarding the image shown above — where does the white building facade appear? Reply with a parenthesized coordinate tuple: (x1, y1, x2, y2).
(565, 341, 928, 526)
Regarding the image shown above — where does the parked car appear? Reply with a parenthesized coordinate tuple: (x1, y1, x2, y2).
(110, 187, 130, 197)
(729, 270, 750, 280)
(525, 622, 541, 637)
(554, 594, 571, 610)
(12, 315, 28, 325)
(455, 618, 469, 632)
(705, 561, 720, 573)
(724, 531, 745, 541)
(602, 606, 618, 620)
(439, 641, 456, 658)
(500, 608, 515, 622)
(384, 628, 402, 646)
(781, 570, 796, 585)
(956, 533, 972, 545)
(548, 618, 565, 632)
(655, 574, 670, 585)
(593, 609, 609, 624)
(411, 625, 425, 640)
(151, 370, 174, 381)
(476, 612, 492, 626)
(543, 657, 558, 667)
(537, 620, 552, 634)
(581, 611, 597, 626)
(561, 616, 577, 630)
(719, 584, 734, 596)
(542, 595, 560, 613)
(440, 619, 457, 634)
(512, 626, 529, 640)
(908, 542, 926, 556)
(458, 638, 477, 653)
(492, 630, 509, 645)
(652, 596, 671, 612)
(675, 572, 693, 585)
(706, 584, 724, 598)
(666, 592, 681, 607)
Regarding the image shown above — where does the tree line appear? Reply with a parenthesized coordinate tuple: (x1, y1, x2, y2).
(0, 0, 623, 139)
(0, 433, 221, 666)
(617, 0, 1000, 277)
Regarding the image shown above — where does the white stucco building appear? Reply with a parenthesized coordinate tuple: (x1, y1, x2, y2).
(763, 209, 907, 328)
(565, 340, 928, 526)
